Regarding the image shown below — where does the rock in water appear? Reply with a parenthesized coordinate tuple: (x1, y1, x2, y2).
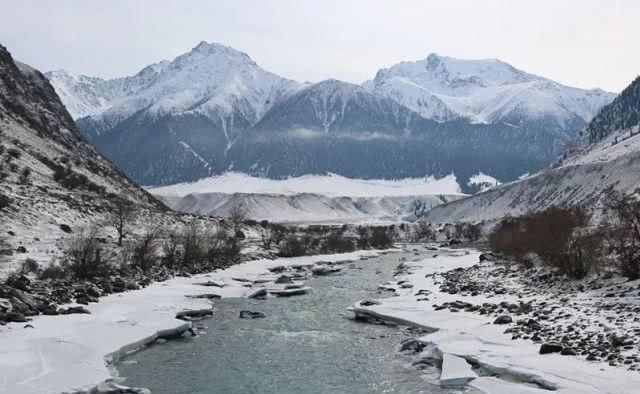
(239, 310, 266, 319)
(275, 275, 293, 284)
(175, 309, 213, 321)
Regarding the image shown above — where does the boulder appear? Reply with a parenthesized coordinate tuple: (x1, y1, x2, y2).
(270, 286, 310, 297)
(360, 300, 381, 307)
(539, 342, 563, 354)
(196, 280, 225, 288)
(275, 275, 293, 284)
(239, 310, 266, 319)
(185, 293, 221, 300)
(175, 309, 213, 321)
(59, 306, 91, 315)
(312, 265, 342, 276)
(245, 287, 268, 299)
(493, 315, 513, 325)
(0, 297, 12, 313)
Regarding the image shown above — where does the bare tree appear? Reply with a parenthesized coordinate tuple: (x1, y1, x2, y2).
(605, 189, 640, 279)
(107, 196, 138, 246)
(228, 203, 248, 232)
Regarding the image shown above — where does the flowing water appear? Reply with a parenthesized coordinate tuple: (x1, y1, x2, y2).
(117, 250, 456, 393)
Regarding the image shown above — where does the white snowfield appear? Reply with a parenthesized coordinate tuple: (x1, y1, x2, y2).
(0, 250, 380, 394)
(351, 249, 640, 393)
(147, 172, 464, 198)
(150, 173, 465, 223)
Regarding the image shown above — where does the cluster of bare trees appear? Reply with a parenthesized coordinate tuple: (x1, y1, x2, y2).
(489, 190, 640, 280)
(33, 197, 247, 280)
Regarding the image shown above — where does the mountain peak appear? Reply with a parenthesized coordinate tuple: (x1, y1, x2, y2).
(186, 40, 255, 65)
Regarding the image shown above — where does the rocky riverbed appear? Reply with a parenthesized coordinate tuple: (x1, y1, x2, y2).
(432, 254, 640, 370)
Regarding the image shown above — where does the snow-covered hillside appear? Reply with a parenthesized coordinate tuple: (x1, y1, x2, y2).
(150, 173, 463, 223)
(0, 44, 166, 275)
(424, 74, 640, 223)
(148, 172, 463, 197)
(366, 53, 615, 128)
(158, 192, 462, 224)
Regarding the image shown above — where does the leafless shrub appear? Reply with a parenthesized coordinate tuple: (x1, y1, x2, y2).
(454, 222, 483, 242)
(561, 230, 606, 279)
(63, 227, 114, 279)
(228, 203, 248, 232)
(489, 207, 592, 278)
(278, 234, 307, 257)
(321, 229, 355, 253)
(414, 222, 435, 242)
(18, 166, 31, 184)
(130, 227, 161, 272)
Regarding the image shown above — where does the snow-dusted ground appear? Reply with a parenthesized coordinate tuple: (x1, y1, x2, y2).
(0, 250, 381, 394)
(351, 248, 640, 393)
(148, 172, 464, 198)
(157, 192, 462, 224)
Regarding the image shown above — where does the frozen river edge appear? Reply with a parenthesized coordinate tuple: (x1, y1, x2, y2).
(0, 250, 383, 394)
(350, 248, 640, 394)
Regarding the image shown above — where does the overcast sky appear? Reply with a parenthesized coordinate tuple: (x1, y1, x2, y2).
(1, 0, 638, 92)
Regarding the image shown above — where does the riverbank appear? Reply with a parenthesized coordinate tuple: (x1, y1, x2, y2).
(0, 250, 382, 394)
(351, 248, 640, 393)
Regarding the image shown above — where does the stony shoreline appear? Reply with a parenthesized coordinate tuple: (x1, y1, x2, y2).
(352, 246, 640, 393)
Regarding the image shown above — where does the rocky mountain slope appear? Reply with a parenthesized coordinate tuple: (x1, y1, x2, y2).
(424, 74, 640, 223)
(47, 43, 615, 190)
(0, 44, 166, 275)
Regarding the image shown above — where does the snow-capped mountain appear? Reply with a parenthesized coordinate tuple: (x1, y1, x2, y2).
(254, 79, 422, 133)
(46, 43, 616, 191)
(425, 74, 640, 223)
(365, 53, 615, 130)
(49, 41, 302, 134)
(54, 42, 304, 186)
(228, 82, 569, 186)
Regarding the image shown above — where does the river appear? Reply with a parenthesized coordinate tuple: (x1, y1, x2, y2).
(116, 249, 458, 393)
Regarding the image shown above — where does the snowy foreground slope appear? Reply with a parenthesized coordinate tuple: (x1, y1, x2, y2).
(351, 248, 640, 393)
(150, 173, 465, 223)
(0, 44, 167, 275)
(425, 75, 640, 222)
(0, 250, 380, 394)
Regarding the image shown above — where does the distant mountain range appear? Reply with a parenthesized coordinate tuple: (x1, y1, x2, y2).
(46, 42, 616, 192)
(425, 74, 640, 222)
